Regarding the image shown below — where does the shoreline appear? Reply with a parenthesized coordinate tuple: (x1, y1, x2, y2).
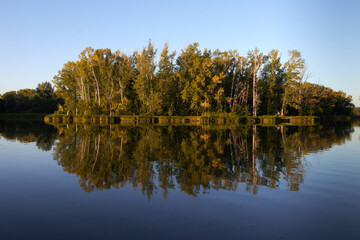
(43, 114, 320, 125)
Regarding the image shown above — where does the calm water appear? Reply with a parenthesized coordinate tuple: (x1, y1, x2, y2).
(0, 120, 359, 240)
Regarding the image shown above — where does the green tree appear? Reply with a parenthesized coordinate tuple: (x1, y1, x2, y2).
(281, 50, 305, 116)
(53, 61, 80, 114)
(212, 50, 238, 111)
(157, 43, 177, 115)
(134, 40, 162, 114)
(259, 49, 284, 115)
(248, 48, 265, 116)
(89, 48, 119, 115)
(177, 43, 225, 115)
(113, 52, 134, 114)
(2, 91, 17, 112)
(36, 81, 54, 99)
(16, 88, 36, 112)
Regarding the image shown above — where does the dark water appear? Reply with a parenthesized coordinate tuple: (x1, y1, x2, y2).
(0, 120, 359, 240)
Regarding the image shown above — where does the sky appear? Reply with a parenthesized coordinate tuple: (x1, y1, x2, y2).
(0, 0, 359, 106)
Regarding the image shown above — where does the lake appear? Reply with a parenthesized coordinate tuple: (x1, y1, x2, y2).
(0, 120, 359, 240)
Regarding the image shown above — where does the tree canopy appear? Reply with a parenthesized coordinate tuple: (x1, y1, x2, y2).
(48, 41, 354, 116)
(0, 81, 63, 113)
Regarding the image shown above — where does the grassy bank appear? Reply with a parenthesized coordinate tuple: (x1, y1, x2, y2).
(44, 114, 320, 125)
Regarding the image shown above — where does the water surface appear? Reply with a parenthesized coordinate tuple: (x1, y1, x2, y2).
(0, 120, 359, 239)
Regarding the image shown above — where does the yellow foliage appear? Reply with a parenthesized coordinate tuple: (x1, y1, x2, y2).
(200, 134, 211, 141)
(200, 101, 211, 109)
(57, 104, 65, 114)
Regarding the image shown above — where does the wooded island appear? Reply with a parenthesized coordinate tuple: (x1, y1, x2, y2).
(0, 41, 355, 121)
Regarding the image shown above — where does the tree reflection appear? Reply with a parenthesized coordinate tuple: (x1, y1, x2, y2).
(51, 123, 353, 198)
(0, 120, 58, 151)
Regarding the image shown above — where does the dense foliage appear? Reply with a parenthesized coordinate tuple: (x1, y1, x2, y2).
(52, 41, 354, 116)
(0, 82, 63, 113)
(353, 107, 360, 118)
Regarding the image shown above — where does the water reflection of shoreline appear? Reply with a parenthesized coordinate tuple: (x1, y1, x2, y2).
(0, 120, 58, 151)
(0, 121, 353, 198)
(52, 123, 352, 197)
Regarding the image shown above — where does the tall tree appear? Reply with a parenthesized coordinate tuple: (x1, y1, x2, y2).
(90, 48, 118, 115)
(177, 43, 225, 115)
(231, 54, 250, 115)
(259, 49, 284, 115)
(134, 40, 161, 114)
(248, 48, 265, 116)
(113, 52, 134, 114)
(36, 81, 54, 99)
(281, 50, 305, 116)
(157, 43, 177, 115)
(53, 61, 79, 115)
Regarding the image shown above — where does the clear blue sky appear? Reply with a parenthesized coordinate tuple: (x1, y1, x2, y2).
(1, 0, 359, 106)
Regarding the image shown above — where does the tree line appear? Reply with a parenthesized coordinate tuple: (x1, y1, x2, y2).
(6, 41, 352, 117)
(0, 82, 63, 113)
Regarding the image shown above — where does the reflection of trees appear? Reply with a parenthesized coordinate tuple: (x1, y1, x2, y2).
(52, 123, 353, 198)
(0, 120, 58, 151)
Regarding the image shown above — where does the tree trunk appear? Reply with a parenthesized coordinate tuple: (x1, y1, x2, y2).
(281, 88, 287, 116)
(91, 66, 101, 108)
(253, 54, 257, 117)
(118, 77, 124, 104)
(109, 100, 112, 115)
